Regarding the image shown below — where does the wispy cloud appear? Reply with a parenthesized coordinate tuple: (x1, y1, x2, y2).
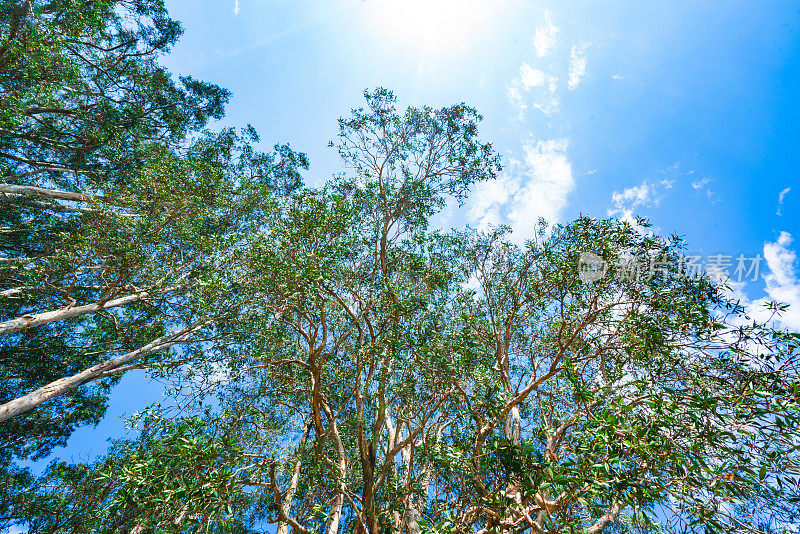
(234, 0, 239, 15)
(533, 12, 559, 58)
(507, 63, 559, 117)
(469, 139, 574, 242)
(777, 187, 791, 216)
(761, 232, 800, 329)
(568, 43, 589, 90)
(691, 176, 719, 202)
(691, 177, 713, 190)
(607, 179, 672, 226)
(611, 182, 654, 209)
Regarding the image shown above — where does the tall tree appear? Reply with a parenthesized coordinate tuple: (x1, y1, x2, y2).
(12, 90, 800, 534)
(0, 1, 307, 528)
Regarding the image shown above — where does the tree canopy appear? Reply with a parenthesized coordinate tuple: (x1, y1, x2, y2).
(1, 3, 799, 534)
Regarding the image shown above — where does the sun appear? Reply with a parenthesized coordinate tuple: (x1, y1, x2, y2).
(366, 0, 494, 55)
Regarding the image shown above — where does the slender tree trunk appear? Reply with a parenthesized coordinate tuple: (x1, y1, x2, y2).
(360, 443, 379, 534)
(405, 424, 439, 534)
(323, 405, 347, 534)
(326, 493, 345, 534)
(0, 319, 208, 421)
(0, 183, 110, 204)
(406, 469, 430, 534)
(385, 416, 404, 532)
(0, 290, 149, 337)
(277, 419, 312, 534)
(0, 287, 23, 298)
(504, 405, 521, 445)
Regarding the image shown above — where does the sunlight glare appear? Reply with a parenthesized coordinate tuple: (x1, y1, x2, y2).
(368, 0, 492, 54)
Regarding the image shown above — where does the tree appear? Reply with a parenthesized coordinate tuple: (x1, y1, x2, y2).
(0, 0, 306, 528)
(0, 0, 224, 438)
(21, 90, 800, 534)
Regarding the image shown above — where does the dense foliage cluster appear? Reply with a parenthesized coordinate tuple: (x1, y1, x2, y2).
(2, 2, 799, 534)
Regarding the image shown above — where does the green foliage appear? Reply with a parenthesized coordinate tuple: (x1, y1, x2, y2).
(0, 2, 309, 530)
(2, 7, 798, 530)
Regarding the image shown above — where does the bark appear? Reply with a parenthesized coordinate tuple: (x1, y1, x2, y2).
(585, 498, 622, 534)
(326, 491, 345, 534)
(0, 183, 110, 205)
(405, 424, 439, 534)
(406, 468, 430, 534)
(385, 416, 404, 532)
(358, 413, 381, 534)
(0, 290, 149, 337)
(0, 319, 209, 421)
(0, 288, 23, 298)
(504, 405, 521, 445)
(276, 419, 312, 534)
(323, 405, 347, 534)
(0, 194, 95, 213)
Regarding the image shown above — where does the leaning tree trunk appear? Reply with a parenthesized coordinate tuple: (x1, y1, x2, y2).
(0, 319, 208, 421)
(0, 290, 149, 337)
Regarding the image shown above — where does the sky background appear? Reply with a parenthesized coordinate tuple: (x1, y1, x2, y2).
(27, 0, 800, 469)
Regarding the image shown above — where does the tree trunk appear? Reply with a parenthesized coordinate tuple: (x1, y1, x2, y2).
(0, 183, 110, 204)
(585, 498, 622, 534)
(323, 405, 347, 534)
(0, 290, 149, 337)
(277, 419, 312, 534)
(326, 493, 345, 534)
(406, 424, 439, 534)
(385, 416, 404, 532)
(504, 405, 521, 445)
(0, 319, 208, 421)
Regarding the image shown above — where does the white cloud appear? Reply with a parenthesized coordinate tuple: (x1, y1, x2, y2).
(519, 64, 548, 90)
(506, 85, 524, 109)
(611, 182, 652, 208)
(607, 180, 673, 229)
(777, 187, 791, 216)
(761, 232, 800, 330)
(612, 74, 624, 80)
(533, 94, 560, 116)
(729, 232, 800, 331)
(533, 12, 559, 58)
(568, 43, 589, 90)
(469, 139, 574, 243)
(691, 177, 713, 190)
(507, 64, 559, 117)
(234, 0, 240, 14)
(510, 139, 573, 233)
(468, 171, 515, 231)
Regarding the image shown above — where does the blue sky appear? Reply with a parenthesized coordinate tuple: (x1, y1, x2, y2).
(32, 0, 800, 467)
